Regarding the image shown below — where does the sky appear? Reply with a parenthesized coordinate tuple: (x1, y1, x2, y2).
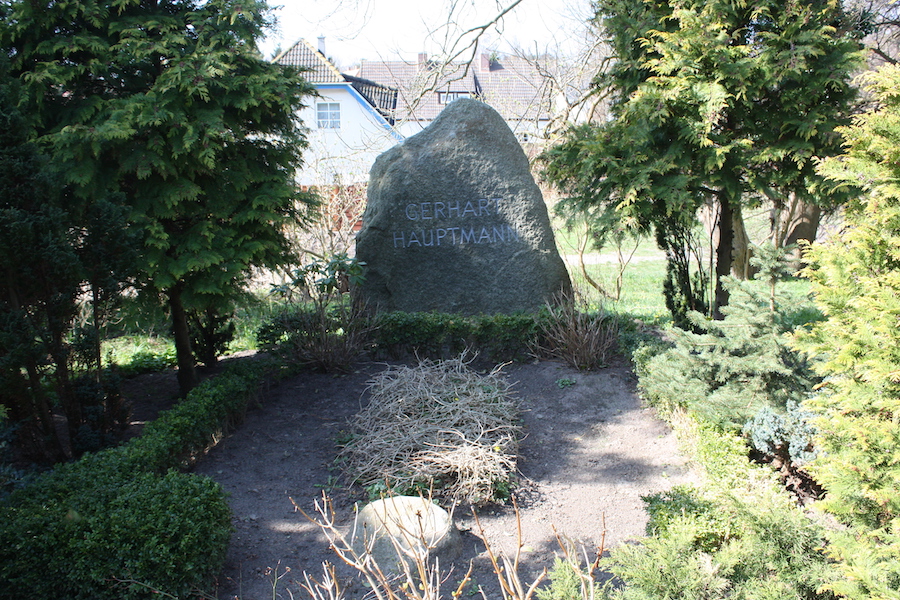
(260, 0, 593, 68)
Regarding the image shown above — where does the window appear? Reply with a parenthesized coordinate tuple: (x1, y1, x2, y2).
(437, 91, 472, 105)
(317, 102, 341, 129)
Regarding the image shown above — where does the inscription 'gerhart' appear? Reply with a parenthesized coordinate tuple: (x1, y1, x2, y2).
(393, 198, 521, 249)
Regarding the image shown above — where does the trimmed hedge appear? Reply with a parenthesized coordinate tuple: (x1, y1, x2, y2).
(0, 359, 267, 600)
(258, 308, 545, 363)
(371, 310, 542, 361)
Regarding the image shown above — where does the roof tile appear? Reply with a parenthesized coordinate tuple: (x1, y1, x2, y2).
(356, 53, 554, 125)
(274, 38, 344, 84)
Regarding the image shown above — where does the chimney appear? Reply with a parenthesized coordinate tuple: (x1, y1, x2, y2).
(480, 53, 491, 73)
(317, 35, 326, 55)
(418, 52, 428, 66)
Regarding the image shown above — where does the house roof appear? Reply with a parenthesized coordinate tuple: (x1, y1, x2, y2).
(274, 38, 344, 84)
(344, 74, 398, 123)
(274, 38, 554, 131)
(274, 39, 399, 125)
(353, 52, 555, 125)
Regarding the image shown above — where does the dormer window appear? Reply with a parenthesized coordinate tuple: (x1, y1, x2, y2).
(437, 91, 472, 105)
(317, 102, 341, 129)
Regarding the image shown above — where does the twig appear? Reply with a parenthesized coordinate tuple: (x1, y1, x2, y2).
(471, 497, 547, 600)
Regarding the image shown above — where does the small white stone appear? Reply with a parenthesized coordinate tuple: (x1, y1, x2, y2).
(350, 496, 461, 572)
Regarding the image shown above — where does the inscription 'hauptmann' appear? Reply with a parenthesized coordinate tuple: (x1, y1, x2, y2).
(393, 198, 520, 249)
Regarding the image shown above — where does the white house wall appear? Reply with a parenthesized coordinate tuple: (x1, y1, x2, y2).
(296, 84, 401, 187)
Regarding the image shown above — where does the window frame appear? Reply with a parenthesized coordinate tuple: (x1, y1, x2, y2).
(316, 102, 341, 129)
(437, 91, 472, 105)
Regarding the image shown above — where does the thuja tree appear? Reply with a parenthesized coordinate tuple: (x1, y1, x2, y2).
(795, 64, 900, 599)
(0, 62, 78, 459)
(542, 0, 861, 320)
(1, 0, 318, 396)
(0, 56, 136, 458)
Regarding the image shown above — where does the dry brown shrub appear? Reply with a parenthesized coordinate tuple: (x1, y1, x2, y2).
(536, 294, 619, 370)
(339, 354, 520, 505)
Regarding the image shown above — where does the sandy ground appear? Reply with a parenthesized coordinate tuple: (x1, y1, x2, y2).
(174, 356, 698, 600)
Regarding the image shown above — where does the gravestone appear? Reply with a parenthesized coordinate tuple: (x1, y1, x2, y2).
(355, 98, 571, 314)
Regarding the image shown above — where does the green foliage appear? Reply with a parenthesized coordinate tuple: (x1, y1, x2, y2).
(542, 0, 862, 317)
(638, 261, 822, 473)
(0, 407, 29, 501)
(1, 469, 230, 600)
(0, 54, 98, 457)
(793, 63, 900, 599)
(538, 556, 608, 600)
(259, 307, 546, 365)
(370, 311, 471, 356)
(0, 360, 267, 599)
(643, 485, 734, 553)
(744, 401, 818, 467)
(638, 265, 818, 432)
(1, 0, 319, 396)
(263, 255, 369, 372)
(298, 253, 366, 297)
(370, 311, 541, 362)
(189, 303, 237, 367)
(658, 221, 709, 329)
(624, 261, 838, 600)
(605, 493, 839, 600)
(623, 414, 834, 599)
(121, 347, 179, 377)
(106, 294, 173, 338)
(69, 372, 130, 455)
(104, 336, 178, 377)
(128, 361, 266, 471)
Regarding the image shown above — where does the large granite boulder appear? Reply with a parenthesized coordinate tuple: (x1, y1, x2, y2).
(356, 98, 571, 315)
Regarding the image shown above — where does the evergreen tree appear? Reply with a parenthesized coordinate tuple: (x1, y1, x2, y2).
(0, 60, 79, 458)
(1, 0, 318, 395)
(796, 63, 900, 600)
(638, 245, 818, 431)
(542, 0, 862, 320)
(0, 55, 135, 457)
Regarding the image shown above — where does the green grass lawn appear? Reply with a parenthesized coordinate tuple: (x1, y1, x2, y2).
(570, 259, 670, 321)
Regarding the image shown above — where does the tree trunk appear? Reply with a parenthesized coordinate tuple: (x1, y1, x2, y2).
(167, 284, 198, 397)
(91, 284, 103, 380)
(772, 195, 822, 271)
(714, 193, 734, 317)
(49, 325, 80, 447)
(783, 201, 821, 246)
(730, 206, 755, 280)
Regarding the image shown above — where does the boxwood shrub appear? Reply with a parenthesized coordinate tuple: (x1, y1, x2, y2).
(0, 359, 267, 600)
(371, 310, 543, 361)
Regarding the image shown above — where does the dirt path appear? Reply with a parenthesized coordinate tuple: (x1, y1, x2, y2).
(190, 358, 698, 599)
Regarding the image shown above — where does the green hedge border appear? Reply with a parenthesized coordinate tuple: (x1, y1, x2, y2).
(256, 309, 547, 364)
(0, 359, 268, 599)
(371, 311, 543, 361)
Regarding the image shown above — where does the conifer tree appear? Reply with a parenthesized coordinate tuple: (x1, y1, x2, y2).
(638, 245, 818, 431)
(796, 63, 900, 600)
(1, 0, 317, 395)
(542, 0, 862, 320)
(0, 55, 136, 454)
(0, 60, 77, 457)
